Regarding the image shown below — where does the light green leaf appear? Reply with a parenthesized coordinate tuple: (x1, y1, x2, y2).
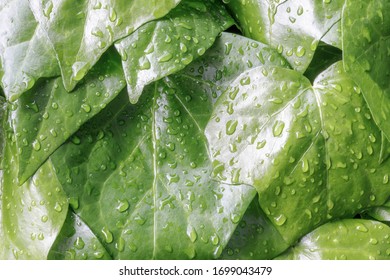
(51, 82, 256, 259)
(29, 0, 181, 92)
(206, 61, 390, 244)
(0, 117, 68, 259)
(276, 219, 390, 260)
(115, 0, 234, 103)
(226, 0, 343, 72)
(48, 210, 111, 260)
(342, 0, 390, 141)
(0, 0, 59, 101)
(9, 49, 125, 185)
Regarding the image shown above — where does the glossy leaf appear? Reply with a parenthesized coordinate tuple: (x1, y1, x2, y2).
(276, 219, 390, 260)
(206, 61, 390, 245)
(48, 210, 111, 260)
(10, 49, 125, 185)
(0, 0, 59, 101)
(51, 82, 256, 259)
(342, 0, 390, 141)
(178, 32, 289, 97)
(0, 117, 68, 259)
(115, 0, 234, 103)
(221, 194, 289, 260)
(29, 0, 181, 92)
(366, 198, 390, 223)
(226, 0, 343, 72)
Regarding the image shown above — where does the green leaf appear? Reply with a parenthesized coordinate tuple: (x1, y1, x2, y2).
(51, 82, 256, 259)
(48, 210, 111, 260)
(304, 43, 342, 83)
(48, 32, 289, 260)
(115, 0, 234, 103)
(0, 0, 60, 101)
(0, 117, 68, 259)
(365, 198, 390, 223)
(226, 0, 343, 72)
(342, 0, 390, 141)
(179, 32, 289, 96)
(275, 219, 390, 260)
(29, 0, 181, 92)
(9, 49, 125, 185)
(206, 61, 390, 245)
(221, 195, 289, 260)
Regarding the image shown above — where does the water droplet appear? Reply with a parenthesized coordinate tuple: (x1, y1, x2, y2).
(81, 103, 91, 113)
(274, 214, 287, 226)
(54, 202, 63, 212)
(101, 226, 113, 243)
(356, 223, 368, 232)
(43, 1, 53, 18)
(187, 226, 197, 243)
(74, 237, 85, 249)
(240, 76, 251, 86)
(116, 199, 130, 212)
(230, 213, 241, 224)
(32, 140, 41, 151)
(272, 120, 285, 136)
(296, 46, 306, 57)
(211, 233, 220, 245)
(158, 52, 173, 62)
(41, 215, 48, 223)
(226, 120, 238, 135)
(115, 237, 125, 252)
(72, 61, 90, 81)
(297, 5, 304, 15)
(138, 57, 151, 70)
(109, 8, 117, 22)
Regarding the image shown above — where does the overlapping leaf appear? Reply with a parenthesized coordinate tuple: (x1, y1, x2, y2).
(206, 61, 390, 245)
(29, 0, 182, 92)
(0, 0, 59, 101)
(226, 0, 343, 72)
(48, 210, 111, 260)
(276, 219, 390, 260)
(50, 82, 257, 259)
(47, 33, 289, 259)
(115, 0, 234, 103)
(0, 116, 68, 259)
(10, 50, 125, 184)
(343, 0, 390, 141)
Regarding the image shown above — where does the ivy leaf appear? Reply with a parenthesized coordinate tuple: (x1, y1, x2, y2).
(275, 219, 390, 260)
(50, 82, 256, 259)
(115, 0, 234, 103)
(0, 117, 68, 259)
(48, 210, 111, 260)
(9, 49, 125, 185)
(342, 0, 390, 141)
(206, 61, 390, 245)
(226, 0, 343, 72)
(0, 0, 59, 101)
(29, 0, 181, 92)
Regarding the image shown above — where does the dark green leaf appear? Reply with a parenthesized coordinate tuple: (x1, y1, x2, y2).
(29, 0, 181, 92)
(206, 61, 390, 245)
(115, 0, 234, 103)
(48, 210, 111, 260)
(342, 0, 390, 141)
(226, 0, 343, 72)
(221, 194, 289, 260)
(10, 49, 125, 185)
(275, 219, 390, 260)
(0, 0, 60, 101)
